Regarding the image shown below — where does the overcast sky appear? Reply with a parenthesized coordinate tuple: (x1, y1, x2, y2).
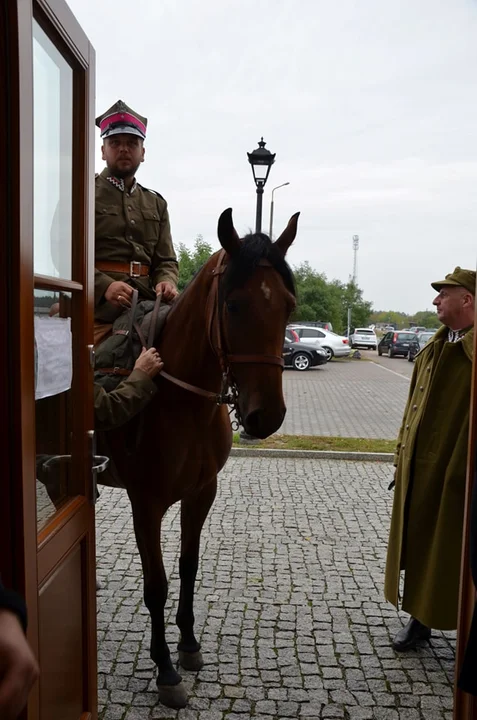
(67, 0, 477, 314)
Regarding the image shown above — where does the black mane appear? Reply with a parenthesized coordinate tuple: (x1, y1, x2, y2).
(222, 233, 296, 297)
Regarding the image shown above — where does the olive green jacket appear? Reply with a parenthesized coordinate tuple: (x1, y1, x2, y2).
(94, 369, 157, 431)
(385, 325, 474, 629)
(95, 169, 178, 321)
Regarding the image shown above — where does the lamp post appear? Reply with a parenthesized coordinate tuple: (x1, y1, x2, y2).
(269, 182, 290, 239)
(247, 137, 276, 233)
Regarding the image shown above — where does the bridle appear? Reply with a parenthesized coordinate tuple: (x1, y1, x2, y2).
(159, 249, 285, 427)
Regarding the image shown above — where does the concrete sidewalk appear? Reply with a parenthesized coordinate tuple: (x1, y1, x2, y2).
(96, 457, 454, 720)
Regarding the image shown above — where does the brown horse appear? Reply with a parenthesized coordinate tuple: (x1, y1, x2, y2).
(104, 208, 299, 707)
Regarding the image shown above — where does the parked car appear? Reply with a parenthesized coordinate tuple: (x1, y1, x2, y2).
(288, 325, 350, 360)
(407, 330, 436, 362)
(290, 320, 333, 332)
(378, 331, 417, 358)
(349, 327, 377, 350)
(285, 327, 300, 343)
(410, 326, 427, 334)
(282, 339, 328, 371)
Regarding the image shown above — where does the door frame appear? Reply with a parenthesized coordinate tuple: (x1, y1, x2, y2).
(0, 0, 97, 717)
(455, 295, 477, 719)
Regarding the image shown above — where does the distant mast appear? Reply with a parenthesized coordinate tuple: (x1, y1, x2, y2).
(347, 234, 360, 339)
(352, 235, 359, 284)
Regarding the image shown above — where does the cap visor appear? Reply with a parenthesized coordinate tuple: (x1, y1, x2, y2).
(431, 279, 460, 291)
(101, 125, 145, 139)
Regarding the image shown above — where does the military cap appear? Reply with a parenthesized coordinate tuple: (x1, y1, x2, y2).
(96, 100, 147, 140)
(431, 266, 476, 295)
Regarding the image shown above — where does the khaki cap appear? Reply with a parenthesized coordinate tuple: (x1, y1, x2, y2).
(431, 266, 476, 295)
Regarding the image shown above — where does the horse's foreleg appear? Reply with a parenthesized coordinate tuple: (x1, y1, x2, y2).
(176, 479, 217, 671)
(129, 493, 187, 708)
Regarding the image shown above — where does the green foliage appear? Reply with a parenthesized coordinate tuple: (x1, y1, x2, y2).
(291, 262, 372, 334)
(412, 310, 440, 329)
(370, 308, 440, 330)
(176, 235, 215, 291)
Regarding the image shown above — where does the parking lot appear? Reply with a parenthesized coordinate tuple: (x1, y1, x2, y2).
(279, 354, 412, 440)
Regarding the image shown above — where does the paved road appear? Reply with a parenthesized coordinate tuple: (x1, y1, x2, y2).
(361, 350, 415, 380)
(280, 358, 410, 440)
(96, 457, 455, 719)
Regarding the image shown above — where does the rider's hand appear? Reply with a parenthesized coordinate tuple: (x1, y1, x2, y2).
(155, 282, 178, 302)
(104, 281, 134, 308)
(0, 610, 39, 720)
(134, 347, 164, 379)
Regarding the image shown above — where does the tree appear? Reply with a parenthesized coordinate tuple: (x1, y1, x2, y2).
(291, 263, 372, 334)
(369, 309, 441, 329)
(176, 235, 215, 291)
(411, 310, 440, 329)
(339, 280, 373, 334)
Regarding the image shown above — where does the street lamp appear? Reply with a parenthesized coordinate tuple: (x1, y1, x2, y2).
(269, 182, 290, 239)
(247, 137, 276, 233)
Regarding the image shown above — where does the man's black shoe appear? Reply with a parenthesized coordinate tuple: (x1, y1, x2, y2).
(392, 617, 431, 651)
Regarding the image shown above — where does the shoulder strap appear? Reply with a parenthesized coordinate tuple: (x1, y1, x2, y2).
(137, 183, 165, 201)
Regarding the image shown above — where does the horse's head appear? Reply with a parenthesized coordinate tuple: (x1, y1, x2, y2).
(216, 208, 299, 439)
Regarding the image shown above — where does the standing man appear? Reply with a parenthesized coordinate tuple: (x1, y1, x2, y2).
(385, 267, 475, 651)
(94, 100, 178, 340)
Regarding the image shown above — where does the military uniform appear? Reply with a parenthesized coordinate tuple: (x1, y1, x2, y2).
(385, 267, 476, 631)
(94, 369, 157, 431)
(94, 100, 178, 324)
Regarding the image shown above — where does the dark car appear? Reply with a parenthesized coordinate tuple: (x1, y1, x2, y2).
(407, 331, 436, 362)
(378, 331, 417, 358)
(282, 339, 328, 371)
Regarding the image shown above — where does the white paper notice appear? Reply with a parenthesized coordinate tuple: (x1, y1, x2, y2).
(34, 316, 72, 400)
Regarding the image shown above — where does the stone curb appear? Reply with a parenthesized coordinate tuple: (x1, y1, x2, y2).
(230, 447, 394, 462)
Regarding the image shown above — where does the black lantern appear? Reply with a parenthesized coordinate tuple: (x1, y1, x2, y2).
(247, 138, 276, 233)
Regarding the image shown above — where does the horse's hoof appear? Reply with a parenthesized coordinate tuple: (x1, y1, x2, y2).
(179, 649, 204, 671)
(156, 680, 188, 708)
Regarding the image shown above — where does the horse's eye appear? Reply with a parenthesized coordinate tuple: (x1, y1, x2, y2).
(226, 301, 239, 313)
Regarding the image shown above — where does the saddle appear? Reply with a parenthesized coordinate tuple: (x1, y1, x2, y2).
(94, 290, 171, 391)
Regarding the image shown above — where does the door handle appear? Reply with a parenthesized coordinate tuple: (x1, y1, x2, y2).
(92, 455, 109, 473)
(88, 344, 95, 369)
(41, 455, 71, 472)
(40, 453, 109, 474)
(88, 430, 109, 503)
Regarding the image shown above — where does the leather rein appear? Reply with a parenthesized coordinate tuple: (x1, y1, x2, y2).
(153, 249, 284, 424)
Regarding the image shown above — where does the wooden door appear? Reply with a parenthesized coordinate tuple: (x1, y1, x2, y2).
(0, 0, 97, 718)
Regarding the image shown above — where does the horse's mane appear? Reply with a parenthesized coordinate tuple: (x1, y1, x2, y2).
(167, 233, 295, 321)
(222, 233, 296, 298)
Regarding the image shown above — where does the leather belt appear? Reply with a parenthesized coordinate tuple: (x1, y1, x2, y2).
(96, 260, 149, 278)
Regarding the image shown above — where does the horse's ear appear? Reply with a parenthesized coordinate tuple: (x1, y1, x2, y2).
(218, 208, 241, 256)
(274, 212, 300, 257)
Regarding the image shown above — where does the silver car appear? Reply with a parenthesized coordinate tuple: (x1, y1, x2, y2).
(288, 325, 351, 360)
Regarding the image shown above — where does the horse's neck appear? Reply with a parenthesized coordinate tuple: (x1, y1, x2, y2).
(159, 268, 221, 388)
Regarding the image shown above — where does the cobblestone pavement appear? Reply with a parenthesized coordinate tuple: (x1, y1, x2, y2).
(280, 360, 410, 439)
(96, 457, 455, 720)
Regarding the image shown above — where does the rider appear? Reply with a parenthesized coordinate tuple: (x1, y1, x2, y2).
(95, 346, 163, 430)
(94, 99, 179, 344)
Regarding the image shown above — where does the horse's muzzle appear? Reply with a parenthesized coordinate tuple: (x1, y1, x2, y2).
(242, 406, 286, 439)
